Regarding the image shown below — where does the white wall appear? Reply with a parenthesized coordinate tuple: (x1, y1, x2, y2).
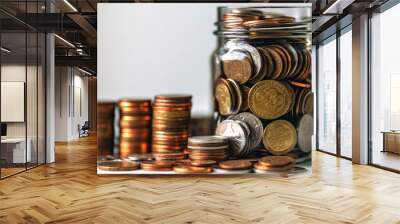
(55, 67, 89, 141)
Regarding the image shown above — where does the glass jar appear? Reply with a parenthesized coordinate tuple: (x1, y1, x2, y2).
(213, 5, 313, 160)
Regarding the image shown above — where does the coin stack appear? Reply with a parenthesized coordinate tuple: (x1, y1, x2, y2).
(97, 102, 115, 157)
(118, 99, 151, 158)
(187, 136, 229, 162)
(214, 7, 312, 160)
(152, 94, 192, 161)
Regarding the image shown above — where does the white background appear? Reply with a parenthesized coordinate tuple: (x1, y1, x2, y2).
(97, 3, 309, 116)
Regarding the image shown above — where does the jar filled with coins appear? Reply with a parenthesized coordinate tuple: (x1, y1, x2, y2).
(213, 6, 313, 161)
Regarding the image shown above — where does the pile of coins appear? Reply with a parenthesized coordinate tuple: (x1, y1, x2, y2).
(220, 41, 311, 84)
(187, 136, 229, 162)
(216, 8, 311, 42)
(215, 112, 263, 157)
(97, 102, 115, 157)
(214, 7, 312, 160)
(152, 95, 192, 161)
(118, 99, 151, 158)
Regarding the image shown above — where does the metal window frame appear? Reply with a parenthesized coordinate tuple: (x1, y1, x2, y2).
(367, 0, 400, 173)
(0, 0, 47, 180)
(315, 23, 353, 161)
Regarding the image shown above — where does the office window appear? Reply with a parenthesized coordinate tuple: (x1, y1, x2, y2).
(317, 36, 337, 154)
(371, 3, 400, 171)
(340, 27, 352, 158)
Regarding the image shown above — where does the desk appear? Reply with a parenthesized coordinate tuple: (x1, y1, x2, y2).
(1, 138, 32, 163)
(382, 131, 400, 155)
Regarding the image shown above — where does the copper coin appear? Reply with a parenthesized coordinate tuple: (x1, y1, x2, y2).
(154, 94, 192, 103)
(258, 156, 295, 167)
(154, 154, 186, 160)
(190, 160, 217, 167)
(222, 50, 253, 84)
(173, 165, 213, 174)
(153, 144, 186, 151)
(97, 102, 115, 113)
(98, 161, 140, 171)
(153, 102, 192, 111)
(141, 160, 175, 169)
(118, 99, 151, 107)
(265, 47, 283, 80)
(120, 115, 151, 121)
(254, 162, 294, 172)
(219, 160, 252, 170)
(240, 86, 250, 111)
(290, 81, 311, 89)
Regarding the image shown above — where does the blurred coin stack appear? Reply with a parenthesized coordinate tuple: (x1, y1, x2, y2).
(97, 102, 115, 157)
(152, 95, 192, 161)
(187, 136, 229, 162)
(214, 7, 312, 160)
(118, 99, 151, 158)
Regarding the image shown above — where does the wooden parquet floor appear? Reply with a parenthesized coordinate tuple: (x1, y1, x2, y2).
(1, 135, 400, 224)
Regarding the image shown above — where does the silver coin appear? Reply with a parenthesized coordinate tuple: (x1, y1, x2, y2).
(297, 114, 313, 153)
(188, 145, 229, 150)
(188, 136, 228, 144)
(230, 112, 263, 151)
(226, 79, 242, 114)
(225, 40, 262, 78)
(127, 154, 153, 161)
(213, 167, 252, 174)
(215, 119, 248, 157)
(233, 120, 251, 157)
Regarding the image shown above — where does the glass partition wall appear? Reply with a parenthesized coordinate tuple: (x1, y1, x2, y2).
(0, 3, 46, 179)
(370, 3, 400, 171)
(316, 26, 353, 159)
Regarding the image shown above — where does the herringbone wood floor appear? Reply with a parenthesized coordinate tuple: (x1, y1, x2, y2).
(1, 136, 400, 224)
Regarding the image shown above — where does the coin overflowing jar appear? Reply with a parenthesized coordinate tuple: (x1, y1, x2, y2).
(118, 99, 151, 158)
(214, 7, 312, 160)
(97, 102, 115, 157)
(152, 95, 192, 161)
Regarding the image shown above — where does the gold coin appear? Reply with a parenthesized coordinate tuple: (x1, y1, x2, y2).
(262, 120, 297, 155)
(248, 80, 294, 120)
(215, 78, 233, 116)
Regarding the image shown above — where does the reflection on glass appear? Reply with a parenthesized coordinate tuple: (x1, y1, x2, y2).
(1, 32, 27, 177)
(340, 29, 352, 158)
(371, 4, 400, 171)
(318, 36, 337, 154)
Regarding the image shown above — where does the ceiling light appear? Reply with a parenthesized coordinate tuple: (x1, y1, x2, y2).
(323, 0, 354, 15)
(54, 34, 75, 48)
(1, 47, 11, 53)
(63, 0, 78, 12)
(78, 67, 93, 76)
